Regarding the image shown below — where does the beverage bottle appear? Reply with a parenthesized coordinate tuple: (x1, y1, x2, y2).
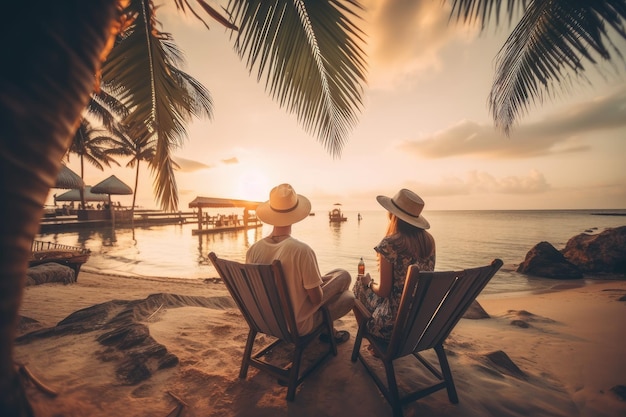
(358, 257, 365, 276)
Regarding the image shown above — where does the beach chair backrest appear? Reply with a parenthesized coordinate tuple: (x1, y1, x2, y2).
(209, 253, 299, 343)
(390, 259, 503, 358)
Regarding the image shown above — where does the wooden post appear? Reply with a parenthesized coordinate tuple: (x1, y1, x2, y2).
(197, 208, 203, 231)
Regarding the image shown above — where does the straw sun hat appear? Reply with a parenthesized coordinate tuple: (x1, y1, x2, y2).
(256, 183, 311, 227)
(377, 188, 430, 229)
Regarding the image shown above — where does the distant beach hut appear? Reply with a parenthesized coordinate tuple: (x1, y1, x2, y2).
(54, 164, 84, 189)
(54, 186, 109, 204)
(91, 175, 134, 225)
(91, 175, 133, 203)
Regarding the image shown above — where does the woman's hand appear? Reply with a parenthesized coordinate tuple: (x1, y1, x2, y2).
(360, 272, 372, 287)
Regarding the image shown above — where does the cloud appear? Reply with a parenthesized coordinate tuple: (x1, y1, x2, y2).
(221, 157, 239, 164)
(398, 86, 626, 158)
(345, 170, 551, 199)
(307, 169, 552, 211)
(362, 0, 478, 89)
(170, 155, 241, 173)
(402, 169, 551, 197)
(172, 157, 213, 172)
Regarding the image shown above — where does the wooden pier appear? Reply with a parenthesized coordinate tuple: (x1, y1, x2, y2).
(38, 197, 267, 235)
(38, 209, 196, 233)
(188, 196, 263, 235)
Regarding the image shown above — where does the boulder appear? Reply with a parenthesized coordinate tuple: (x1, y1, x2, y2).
(462, 300, 490, 319)
(611, 385, 626, 401)
(517, 241, 583, 279)
(561, 226, 626, 274)
(484, 350, 526, 379)
(26, 263, 76, 285)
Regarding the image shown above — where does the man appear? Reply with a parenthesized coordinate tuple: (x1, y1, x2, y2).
(246, 183, 354, 343)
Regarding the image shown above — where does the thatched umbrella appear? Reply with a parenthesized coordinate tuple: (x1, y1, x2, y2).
(91, 175, 133, 205)
(54, 186, 109, 203)
(55, 165, 84, 189)
(91, 175, 133, 226)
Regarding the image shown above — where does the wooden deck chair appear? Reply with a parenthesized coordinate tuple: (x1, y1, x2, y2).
(208, 252, 338, 401)
(351, 259, 503, 417)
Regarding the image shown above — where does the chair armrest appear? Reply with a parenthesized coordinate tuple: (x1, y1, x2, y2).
(353, 299, 372, 327)
(354, 299, 371, 319)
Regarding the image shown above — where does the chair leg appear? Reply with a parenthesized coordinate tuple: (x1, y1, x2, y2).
(384, 359, 403, 417)
(286, 345, 304, 401)
(351, 324, 365, 362)
(351, 303, 369, 362)
(321, 306, 338, 356)
(239, 329, 257, 379)
(435, 344, 458, 404)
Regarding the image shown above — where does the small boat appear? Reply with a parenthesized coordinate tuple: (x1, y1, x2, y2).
(29, 240, 91, 279)
(328, 206, 347, 222)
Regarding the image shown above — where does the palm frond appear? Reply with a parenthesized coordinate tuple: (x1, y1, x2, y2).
(490, 0, 626, 134)
(149, 154, 179, 213)
(227, 0, 367, 156)
(168, 65, 214, 119)
(449, 0, 527, 27)
(175, 0, 238, 30)
(451, 0, 626, 134)
(102, 0, 213, 211)
(87, 90, 130, 131)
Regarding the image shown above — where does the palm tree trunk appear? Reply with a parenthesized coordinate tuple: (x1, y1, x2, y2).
(80, 156, 86, 210)
(0, 2, 120, 415)
(132, 160, 140, 216)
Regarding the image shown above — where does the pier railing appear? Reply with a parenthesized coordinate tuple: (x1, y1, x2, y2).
(31, 240, 90, 254)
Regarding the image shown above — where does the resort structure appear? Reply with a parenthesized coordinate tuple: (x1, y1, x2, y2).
(188, 196, 263, 235)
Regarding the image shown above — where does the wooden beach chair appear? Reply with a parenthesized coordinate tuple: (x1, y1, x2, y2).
(351, 259, 503, 417)
(208, 252, 338, 401)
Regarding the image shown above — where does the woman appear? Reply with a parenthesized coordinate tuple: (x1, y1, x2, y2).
(353, 188, 436, 341)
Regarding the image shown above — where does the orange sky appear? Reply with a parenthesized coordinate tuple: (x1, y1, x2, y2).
(56, 1, 626, 212)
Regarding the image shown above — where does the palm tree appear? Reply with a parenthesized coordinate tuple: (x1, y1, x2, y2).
(83, 10, 213, 214)
(101, 0, 214, 211)
(67, 119, 122, 209)
(1, 4, 121, 415)
(0, 2, 366, 414)
(106, 128, 156, 214)
(68, 119, 121, 178)
(101, 0, 366, 211)
(450, 0, 626, 134)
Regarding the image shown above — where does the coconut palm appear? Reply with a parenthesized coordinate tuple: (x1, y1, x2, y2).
(101, 0, 214, 211)
(0, 1, 367, 414)
(101, 0, 366, 211)
(92, 3, 214, 214)
(450, 0, 626, 134)
(67, 89, 132, 210)
(106, 128, 156, 214)
(67, 119, 122, 208)
(1, 4, 120, 414)
(68, 119, 121, 178)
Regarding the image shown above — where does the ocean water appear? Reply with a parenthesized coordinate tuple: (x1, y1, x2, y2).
(36, 209, 626, 295)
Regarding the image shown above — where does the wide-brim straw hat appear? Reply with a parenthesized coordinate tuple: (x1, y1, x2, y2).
(377, 188, 430, 229)
(256, 183, 311, 226)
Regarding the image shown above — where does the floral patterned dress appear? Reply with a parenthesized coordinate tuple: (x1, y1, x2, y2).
(353, 234, 436, 341)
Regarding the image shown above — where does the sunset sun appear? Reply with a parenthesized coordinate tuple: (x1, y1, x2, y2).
(237, 169, 269, 202)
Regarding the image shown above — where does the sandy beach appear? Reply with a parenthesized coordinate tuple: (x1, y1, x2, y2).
(14, 267, 626, 417)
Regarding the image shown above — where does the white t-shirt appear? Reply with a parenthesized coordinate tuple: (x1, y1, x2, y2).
(246, 237, 323, 334)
